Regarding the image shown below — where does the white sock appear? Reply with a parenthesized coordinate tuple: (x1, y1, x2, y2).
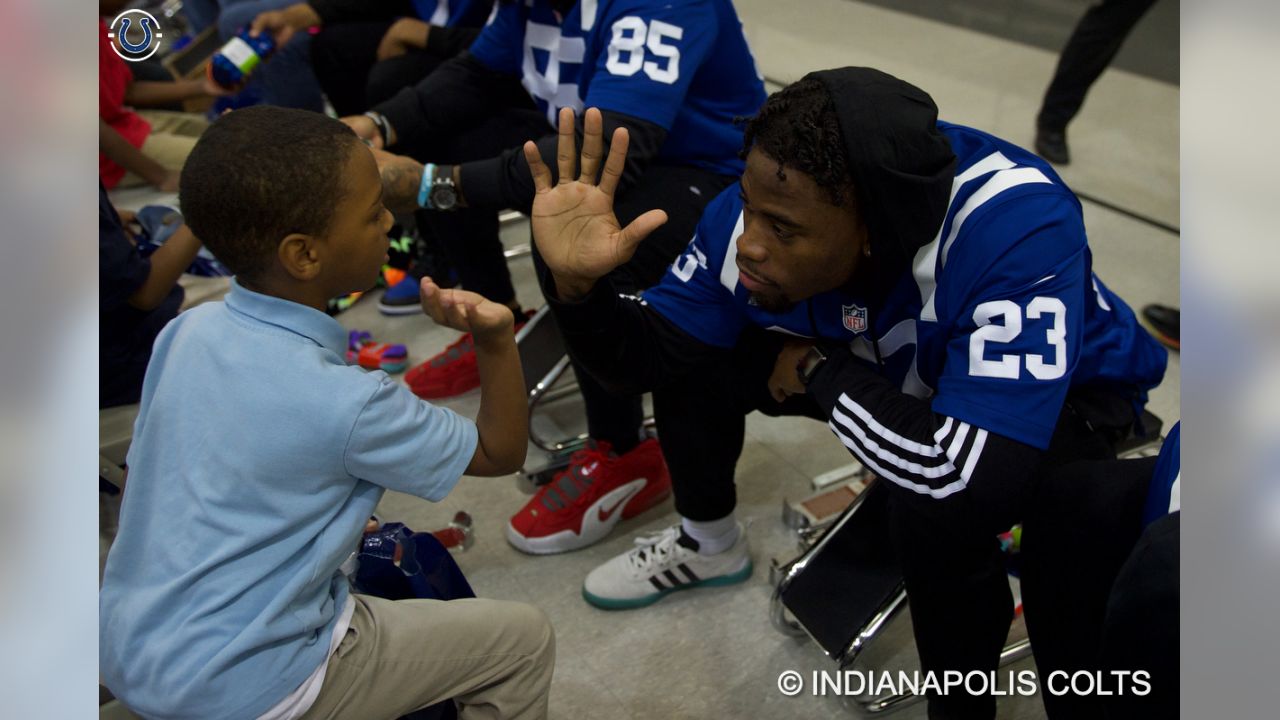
(682, 514, 739, 555)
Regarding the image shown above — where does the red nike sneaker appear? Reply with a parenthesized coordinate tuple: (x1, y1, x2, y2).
(406, 310, 535, 399)
(506, 438, 672, 555)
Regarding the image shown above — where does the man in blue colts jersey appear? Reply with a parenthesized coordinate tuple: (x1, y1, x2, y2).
(525, 68, 1167, 719)
(343, 0, 766, 557)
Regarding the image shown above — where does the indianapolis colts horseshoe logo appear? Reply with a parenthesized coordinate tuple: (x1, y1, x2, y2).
(107, 10, 164, 62)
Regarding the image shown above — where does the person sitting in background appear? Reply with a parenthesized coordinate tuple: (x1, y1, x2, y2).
(250, 0, 494, 117)
(205, 0, 329, 113)
(99, 183, 204, 408)
(98, 2, 232, 190)
(99, 106, 552, 720)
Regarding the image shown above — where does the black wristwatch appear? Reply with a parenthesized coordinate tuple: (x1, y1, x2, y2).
(796, 345, 829, 386)
(418, 163, 459, 211)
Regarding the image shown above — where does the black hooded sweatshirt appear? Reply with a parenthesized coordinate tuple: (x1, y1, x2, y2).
(546, 67, 1051, 504)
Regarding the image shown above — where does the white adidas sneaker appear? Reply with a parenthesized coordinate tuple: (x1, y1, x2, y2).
(582, 524, 752, 610)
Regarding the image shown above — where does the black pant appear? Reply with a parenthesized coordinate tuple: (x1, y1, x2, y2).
(897, 405, 1119, 720)
(405, 104, 549, 306)
(1037, 0, 1158, 132)
(1020, 456, 1177, 719)
(1098, 513, 1178, 719)
(533, 165, 737, 451)
(652, 326, 824, 519)
(655, 333, 1129, 718)
(310, 22, 450, 117)
(580, 165, 735, 451)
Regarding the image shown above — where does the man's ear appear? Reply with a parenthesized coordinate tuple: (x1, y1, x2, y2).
(277, 233, 321, 281)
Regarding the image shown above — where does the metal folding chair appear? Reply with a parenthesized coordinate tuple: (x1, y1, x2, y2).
(513, 305, 660, 488)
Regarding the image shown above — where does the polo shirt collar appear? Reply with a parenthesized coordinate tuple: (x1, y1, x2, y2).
(224, 278, 347, 356)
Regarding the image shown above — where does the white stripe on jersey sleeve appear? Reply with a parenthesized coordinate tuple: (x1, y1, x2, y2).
(913, 151, 1019, 322)
(719, 211, 745, 292)
(939, 166, 1053, 267)
(430, 0, 449, 26)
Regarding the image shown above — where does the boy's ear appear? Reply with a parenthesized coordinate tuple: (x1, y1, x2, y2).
(277, 233, 322, 281)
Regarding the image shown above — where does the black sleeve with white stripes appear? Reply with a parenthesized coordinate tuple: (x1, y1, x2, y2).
(805, 344, 1041, 501)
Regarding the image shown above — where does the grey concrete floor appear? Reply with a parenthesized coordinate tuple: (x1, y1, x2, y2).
(105, 1, 1178, 717)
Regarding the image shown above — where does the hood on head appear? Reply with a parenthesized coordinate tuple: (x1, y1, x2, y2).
(809, 67, 957, 292)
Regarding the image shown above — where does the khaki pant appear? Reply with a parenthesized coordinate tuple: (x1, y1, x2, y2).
(118, 110, 210, 188)
(177, 274, 232, 310)
(298, 594, 555, 720)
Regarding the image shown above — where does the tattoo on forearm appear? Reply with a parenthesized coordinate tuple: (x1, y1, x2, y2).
(381, 162, 422, 209)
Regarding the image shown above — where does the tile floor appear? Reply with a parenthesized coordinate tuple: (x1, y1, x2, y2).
(104, 1, 1178, 718)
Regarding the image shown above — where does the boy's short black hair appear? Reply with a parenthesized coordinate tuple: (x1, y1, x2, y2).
(179, 106, 360, 280)
(741, 76, 854, 208)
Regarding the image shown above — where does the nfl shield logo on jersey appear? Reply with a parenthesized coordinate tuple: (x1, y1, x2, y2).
(842, 304, 867, 333)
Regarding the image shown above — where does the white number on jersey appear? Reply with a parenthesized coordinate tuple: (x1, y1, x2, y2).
(605, 16, 684, 85)
(522, 22, 586, 124)
(672, 244, 707, 282)
(968, 297, 1067, 380)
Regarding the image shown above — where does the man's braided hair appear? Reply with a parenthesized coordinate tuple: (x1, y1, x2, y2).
(740, 76, 855, 208)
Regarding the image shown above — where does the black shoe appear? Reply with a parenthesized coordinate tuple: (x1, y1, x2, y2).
(1141, 304, 1180, 351)
(1035, 127, 1070, 165)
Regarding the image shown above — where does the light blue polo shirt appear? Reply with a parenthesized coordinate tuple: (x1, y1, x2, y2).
(100, 280, 478, 720)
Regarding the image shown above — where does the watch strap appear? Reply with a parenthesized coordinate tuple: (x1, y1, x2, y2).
(363, 111, 391, 146)
(797, 345, 829, 386)
(418, 162, 436, 209)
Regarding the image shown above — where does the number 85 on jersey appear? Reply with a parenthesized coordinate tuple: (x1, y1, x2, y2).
(605, 16, 684, 84)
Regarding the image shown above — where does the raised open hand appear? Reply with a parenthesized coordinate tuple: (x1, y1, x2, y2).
(523, 107, 667, 301)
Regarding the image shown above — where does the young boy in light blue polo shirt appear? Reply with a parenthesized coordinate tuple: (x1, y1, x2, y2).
(99, 106, 554, 720)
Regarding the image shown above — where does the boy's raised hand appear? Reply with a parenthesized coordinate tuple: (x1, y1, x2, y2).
(419, 277, 514, 346)
(523, 107, 668, 301)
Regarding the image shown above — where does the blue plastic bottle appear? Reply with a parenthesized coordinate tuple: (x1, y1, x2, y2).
(209, 29, 276, 89)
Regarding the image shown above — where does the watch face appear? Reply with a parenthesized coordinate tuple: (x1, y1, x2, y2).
(430, 184, 457, 210)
